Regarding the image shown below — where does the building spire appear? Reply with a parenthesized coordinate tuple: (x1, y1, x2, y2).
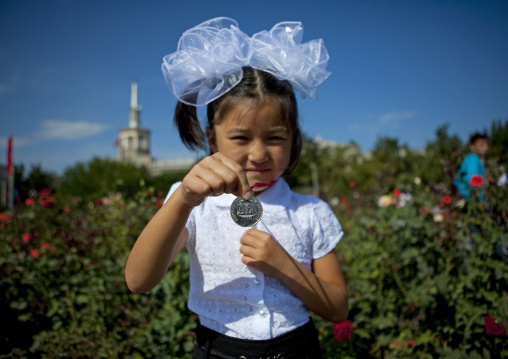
(129, 81, 141, 128)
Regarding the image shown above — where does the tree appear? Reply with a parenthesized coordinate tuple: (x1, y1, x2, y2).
(12, 164, 59, 204)
(488, 119, 508, 164)
(58, 157, 146, 199)
(418, 125, 463, 191)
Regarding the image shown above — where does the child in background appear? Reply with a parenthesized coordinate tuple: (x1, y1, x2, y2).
(125, 18, 348, 358)
(453, 133, 489, 201)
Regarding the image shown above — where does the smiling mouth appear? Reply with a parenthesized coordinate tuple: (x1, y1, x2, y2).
(246, 168, 270, 173)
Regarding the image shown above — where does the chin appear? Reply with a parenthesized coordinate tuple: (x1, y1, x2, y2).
(252, 186, 269, 193)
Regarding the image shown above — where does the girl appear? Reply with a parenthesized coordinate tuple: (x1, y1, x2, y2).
(125, 18, 348, 358)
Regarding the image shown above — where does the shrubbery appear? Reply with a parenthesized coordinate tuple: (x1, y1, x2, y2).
(317, 177, 507, 358)
(1, 189, 195, 358)
(1, 122, 507, 357)
(1, 171, 506, 358)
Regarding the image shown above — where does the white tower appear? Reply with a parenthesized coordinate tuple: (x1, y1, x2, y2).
(118, 81, 152, 166)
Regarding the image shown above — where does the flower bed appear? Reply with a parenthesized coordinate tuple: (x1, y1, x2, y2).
(1, 183, 507, 358)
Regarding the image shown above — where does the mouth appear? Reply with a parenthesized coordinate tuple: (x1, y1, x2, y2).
(245, 168, 270, 174)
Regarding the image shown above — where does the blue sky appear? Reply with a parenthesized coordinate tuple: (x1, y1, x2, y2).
(1, 0, 507, 174)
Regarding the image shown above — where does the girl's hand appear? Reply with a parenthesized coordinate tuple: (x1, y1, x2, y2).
(178, 153, 252, 208)
(239, 229, 290, 278)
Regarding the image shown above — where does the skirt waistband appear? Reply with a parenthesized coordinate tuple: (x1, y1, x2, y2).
(193, 319, 321, 359)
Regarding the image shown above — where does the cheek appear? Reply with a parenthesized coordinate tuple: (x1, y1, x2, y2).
(272, 146, 291, 168)
(217, 142, 247, 163)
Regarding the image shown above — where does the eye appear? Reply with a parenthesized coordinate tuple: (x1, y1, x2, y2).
(231, 136, 249, 141)
(268, 135, 287, 141)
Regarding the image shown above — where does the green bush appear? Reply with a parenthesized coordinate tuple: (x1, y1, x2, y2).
(315, 172, 508, 358)
(1, 189, 194, 358)
(1, 172, 506, 358)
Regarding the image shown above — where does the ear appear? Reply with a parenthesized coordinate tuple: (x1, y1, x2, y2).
(206, 127, 218, 153)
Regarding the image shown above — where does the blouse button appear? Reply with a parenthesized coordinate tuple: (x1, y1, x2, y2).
(253, 278, 261, 286)
(259, 309, 267, 317)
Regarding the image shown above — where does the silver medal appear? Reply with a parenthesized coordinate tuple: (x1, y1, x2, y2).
(230, 196, 263, 227)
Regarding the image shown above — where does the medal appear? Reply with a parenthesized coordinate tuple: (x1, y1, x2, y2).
(230, 196, 263, 227)
(230, 181, 274, 227)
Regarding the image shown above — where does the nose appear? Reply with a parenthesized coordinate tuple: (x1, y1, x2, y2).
(248, 139, 269, 163)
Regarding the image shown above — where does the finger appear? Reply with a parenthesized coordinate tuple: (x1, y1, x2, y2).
(215, 153, 252, 200)
(240, 229, 268, 247)
(187, 163, 226, 197)
(239, 243, 257, 258)
(191, 156, 240, 196)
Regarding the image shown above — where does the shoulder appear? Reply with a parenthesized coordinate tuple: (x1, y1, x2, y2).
(289, 191, 341, 232)
(291, 191, 334, 215)
(464, 152, 481, 163)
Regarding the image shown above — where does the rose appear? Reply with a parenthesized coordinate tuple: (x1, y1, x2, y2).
(392, 189, 402, 197)
(41, 197, 55, 208)
(38, 188, 53, 198)
(30, 249, 40, 258)
(469, 175, 485, 187)
(25, 198, 35, 206)
(485, 315, 506, 336)
(22, 233, 33, 243)
(333, 320, 353, 343)
(378, 195, 395, 208)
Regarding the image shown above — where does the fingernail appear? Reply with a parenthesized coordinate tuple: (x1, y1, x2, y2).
(243, 190, 252, 201)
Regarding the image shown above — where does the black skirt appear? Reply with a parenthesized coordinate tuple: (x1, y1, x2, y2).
(192, 318, 322, 359)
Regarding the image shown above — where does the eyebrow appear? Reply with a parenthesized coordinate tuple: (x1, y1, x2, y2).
(225, 127, 289, 134)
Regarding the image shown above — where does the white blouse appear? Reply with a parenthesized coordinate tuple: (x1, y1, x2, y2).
(166, 178, 343, 339)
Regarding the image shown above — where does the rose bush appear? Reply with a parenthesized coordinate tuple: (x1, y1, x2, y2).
(0, 188, 195, 358)
(1, 163, 507, 358)
(315, 164, 507, 358)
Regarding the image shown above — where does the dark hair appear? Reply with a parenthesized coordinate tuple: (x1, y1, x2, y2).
(174, 67, 302, 174)
(469, 132, 488, 145)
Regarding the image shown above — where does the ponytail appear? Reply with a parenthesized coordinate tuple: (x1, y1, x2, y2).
(174, 101, 205, 150)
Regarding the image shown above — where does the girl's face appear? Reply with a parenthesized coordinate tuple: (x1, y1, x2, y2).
(207, 99, 292, 193)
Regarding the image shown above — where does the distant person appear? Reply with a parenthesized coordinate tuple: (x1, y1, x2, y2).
(125, 18, 348, 358)
(453, 133, 489, 201)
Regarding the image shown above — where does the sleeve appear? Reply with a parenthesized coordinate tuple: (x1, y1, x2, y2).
(163, 182, 195, 245)
(310, 199, 344, 259)
(462, 157, 480, 184)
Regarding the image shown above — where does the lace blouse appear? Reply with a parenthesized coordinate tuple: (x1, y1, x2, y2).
(166, 178, 343, 339)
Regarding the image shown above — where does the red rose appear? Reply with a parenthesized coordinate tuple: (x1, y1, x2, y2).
(30, 249, 40, 258)
(405, 339, 416, 347)
(392, 189, 402, 197)
(469, 175, 485, 187)
(485, 315, 506, 336)
(333, 321, 353, 343)
(155, 199, 163, 207)
(25, 198, 35, 207)
(0, 212, 9, 222)
(38, 188, 53, 198)
(443, 196, 451, 204)
(41, 197, 55, 208)
(22, 233, 33, 243)
(348, 181, 356, 189)
(40, 242, 50, 250)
